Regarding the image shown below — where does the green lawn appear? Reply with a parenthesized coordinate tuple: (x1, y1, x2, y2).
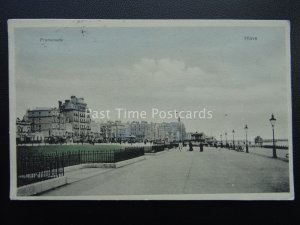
(17, 144, 125, 155)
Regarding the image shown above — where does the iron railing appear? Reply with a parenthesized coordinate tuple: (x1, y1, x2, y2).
(150, 145, 165, 153)
(114, 147, 144, 162)
(144, 145, 164, 153)
(60, 150, 115, 167)
(17, 152, 64, 187)
(263, 145, 288, 150)
(17, 147, 144, 187)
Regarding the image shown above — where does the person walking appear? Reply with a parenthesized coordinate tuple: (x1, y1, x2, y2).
(189, 141, 193, 151)
(199, 142, 204, 152)
(179, 140, 183, 151)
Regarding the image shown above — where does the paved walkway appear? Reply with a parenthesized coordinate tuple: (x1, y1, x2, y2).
(246, 147, 289, 160)
(40, 147, 290, 196)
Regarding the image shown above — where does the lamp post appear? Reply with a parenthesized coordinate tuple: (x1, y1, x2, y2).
(176, 111, 183, 143)
(220, 134, 223, 148)
(244, 125, 249, 153)
(232, 129, 235, 150)
(225, 132, 228, 148)
(269, 114, 277, 158)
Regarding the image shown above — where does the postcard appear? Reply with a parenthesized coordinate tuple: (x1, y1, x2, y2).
(8, 19, 294, 200)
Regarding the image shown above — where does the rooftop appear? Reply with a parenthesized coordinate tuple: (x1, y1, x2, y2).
(30, 107, 56, 111)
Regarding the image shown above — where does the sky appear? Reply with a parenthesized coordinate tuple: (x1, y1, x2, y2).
(14, 25, 291, 141)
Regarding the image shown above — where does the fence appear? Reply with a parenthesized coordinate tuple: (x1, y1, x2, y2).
(58, 150, 116, 167)
(263, 145, 288, 150)
(138, 145, 165, 153)
(144, 144, 180, 153)
(115, 147, 144, 162)
(17, 147, 144, 187)
(144, 146, 153, 153)
(17, 152, 64, 187)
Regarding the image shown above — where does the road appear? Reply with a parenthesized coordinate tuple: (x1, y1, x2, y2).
(40, 147, 290, 196)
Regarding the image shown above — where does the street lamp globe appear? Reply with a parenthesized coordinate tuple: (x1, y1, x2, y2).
(244, 125, 248, 132)
(269, 114, 276, 127)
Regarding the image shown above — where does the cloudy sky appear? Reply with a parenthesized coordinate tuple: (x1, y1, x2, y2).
(14, 25, 291, 141)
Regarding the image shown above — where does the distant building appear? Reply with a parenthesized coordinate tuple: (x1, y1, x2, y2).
(25, 107, 66, 138)
(191, 132, 205, 142)
(91, 121, 102, 139)
(101, 120, 151, 141)
(205, 136, 216, 144)
(143, 121, 186, 142)
(100, 121, 111, 140)
(188, 132, 215, 144)
(110, 120, 127, 140)
(129, 121, 148, 141)
(18, 95, 190, 144)
(168, 122, 186, 142)
(59, 96, 91, 137)
(185, 132, 192, 140)
(16, 117, 31, 142)
(157, 122, 169, 141)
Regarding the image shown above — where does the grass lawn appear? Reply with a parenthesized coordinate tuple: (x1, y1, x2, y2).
(17, 144, 125, 155)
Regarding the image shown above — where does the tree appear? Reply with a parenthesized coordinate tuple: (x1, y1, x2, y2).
(254, 136, 263, 147)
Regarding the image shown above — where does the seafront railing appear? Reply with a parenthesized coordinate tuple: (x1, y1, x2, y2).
(17, 147, 144, 187)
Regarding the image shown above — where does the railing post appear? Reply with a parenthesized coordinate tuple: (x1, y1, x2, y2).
(49, 155, 52, 177)
(61, 152, 64, 176)
(56, 152, 59, 177)
(79, 150, 81, 164)
(68, 152, 70, 167)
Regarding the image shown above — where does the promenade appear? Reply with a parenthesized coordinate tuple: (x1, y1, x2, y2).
(39, 146, 290, 196)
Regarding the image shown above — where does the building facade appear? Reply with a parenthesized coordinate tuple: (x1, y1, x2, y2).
(16, 117, 31, 142)
(59, 96, 91, 137)
(17, 95, 190, 144)
(24, 107, 66, 139)
(91, 121, 102, 140)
